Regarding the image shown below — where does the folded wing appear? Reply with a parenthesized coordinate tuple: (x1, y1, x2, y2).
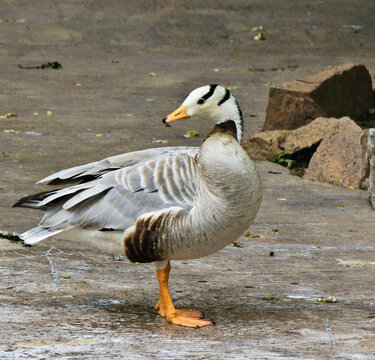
(14, 147, 199, 244)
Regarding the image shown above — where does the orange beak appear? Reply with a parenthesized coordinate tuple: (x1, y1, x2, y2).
(164, 105, 190, 124)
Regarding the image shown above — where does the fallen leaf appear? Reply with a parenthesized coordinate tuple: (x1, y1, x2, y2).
(63, 274, 71, 279)
(337, 259, 373, 267)
(226, 85, 238, 91)
(0, 113, 17, 119)
(152, 138, 168, 144)
(251, 26, 263, 32)
(149, 72, 156, 77)
(4, 129, 22, 134)
(233, 241, 243, 248)
(95, 133, 103, 137)
(184, 130, 199, 138)
(45, 110, 53, 116)
(254, 32, 265, 41)
(316, 296, 338, 303)
(245, 232, 260, 238)
(262, 294, 274, 300)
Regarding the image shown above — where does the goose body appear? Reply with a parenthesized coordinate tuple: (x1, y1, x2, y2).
(14, 85, 262, 328)
(131, 130, 262, 263)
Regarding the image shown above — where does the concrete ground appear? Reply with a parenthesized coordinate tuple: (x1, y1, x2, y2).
(1, 1, 375, 359)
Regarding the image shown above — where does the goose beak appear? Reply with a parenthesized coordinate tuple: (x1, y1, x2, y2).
(163, 105, 190, 124)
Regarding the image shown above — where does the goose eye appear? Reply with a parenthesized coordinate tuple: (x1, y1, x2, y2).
(197, 99, 205, 105)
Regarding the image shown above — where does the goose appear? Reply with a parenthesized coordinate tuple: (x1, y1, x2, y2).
(13, 84, 262, 328)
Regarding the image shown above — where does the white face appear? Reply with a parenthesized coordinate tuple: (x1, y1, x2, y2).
(164, 84, 243, 142)
(182, 85, 229, 119)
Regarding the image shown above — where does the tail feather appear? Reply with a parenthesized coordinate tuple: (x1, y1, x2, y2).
(20, 226, 68, 245)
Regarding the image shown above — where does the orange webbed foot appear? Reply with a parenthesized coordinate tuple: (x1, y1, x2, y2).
(155, 302, 203, 319)
(169, 314, 214, 328)
(155, 261, 215, 328)
(155, 302, 212, 327)
(175, 309, 204, 319)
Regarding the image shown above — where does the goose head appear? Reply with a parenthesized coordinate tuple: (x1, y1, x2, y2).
(163, 84, 244, 143)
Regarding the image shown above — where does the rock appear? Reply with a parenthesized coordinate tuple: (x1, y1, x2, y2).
(243, 129, 288, 161)
(263, 63, 374, 131)
(282, 117, 341, 154)
(244, 117, 342, 161)
(304, 118, 368, 189)
(367, 129, 375, 208)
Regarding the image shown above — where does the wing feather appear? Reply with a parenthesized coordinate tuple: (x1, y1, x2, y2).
(37, 146, 197, 184)
(17, 147, 200, 244)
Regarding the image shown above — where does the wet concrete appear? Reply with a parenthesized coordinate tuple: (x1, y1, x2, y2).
(1, 1, 375, 359)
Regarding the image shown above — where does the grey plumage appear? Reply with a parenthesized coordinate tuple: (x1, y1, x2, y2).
(14, 85, 262, 266)
(15, 147, 200, 245)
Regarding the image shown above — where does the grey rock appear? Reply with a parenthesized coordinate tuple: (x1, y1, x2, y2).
(244, 117, 342, 161)
(304, 118, 368, 189)
(263, 63, 374, 131)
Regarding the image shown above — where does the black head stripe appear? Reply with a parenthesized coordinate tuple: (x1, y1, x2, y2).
(218, 88, 231, 106)
(235, 99, 243, 121)
(201, 84, 218, 100)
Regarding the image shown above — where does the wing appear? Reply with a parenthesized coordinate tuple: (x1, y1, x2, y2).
(37, 146, 197, 185)
(15, 147, 200, 244)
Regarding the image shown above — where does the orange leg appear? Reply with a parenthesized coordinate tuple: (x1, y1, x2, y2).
(155, 261, 214, 328)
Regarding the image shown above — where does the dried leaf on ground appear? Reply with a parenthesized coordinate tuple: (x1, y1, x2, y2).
(254, 32, 265, 41)
(184, 130, 199, 138)
(4, 129, 22, 134)
(337, 259, 374, 267)
(316, 296, 338, 303)
(0, 113, 17, 119)
(226, 86, 239, 91)
(245, 232, 260, 238)
(152, 138, 168, 144)
(251, 26, 264, 32)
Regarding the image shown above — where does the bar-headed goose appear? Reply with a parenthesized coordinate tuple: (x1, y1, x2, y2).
(14, 84, 262, 328)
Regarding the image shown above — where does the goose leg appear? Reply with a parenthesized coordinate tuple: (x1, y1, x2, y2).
(154, 261, 214, 328)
